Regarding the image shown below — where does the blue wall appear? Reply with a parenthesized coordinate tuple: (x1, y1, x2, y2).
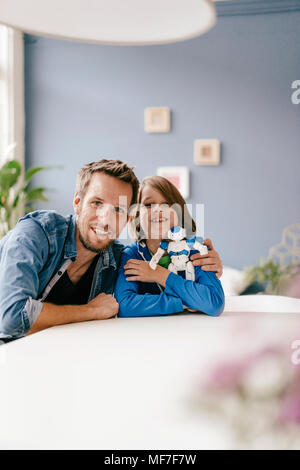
(24, 8, 300, 269)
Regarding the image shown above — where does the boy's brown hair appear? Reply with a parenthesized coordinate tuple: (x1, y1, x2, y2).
(128, 175, 196, 241)
(76, 159, 139, 206)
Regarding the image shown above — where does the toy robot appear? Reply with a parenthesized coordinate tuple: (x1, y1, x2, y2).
(149, 225, 208, 281)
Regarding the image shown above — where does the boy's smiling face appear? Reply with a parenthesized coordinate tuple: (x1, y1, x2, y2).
(140, 184, 178, 240)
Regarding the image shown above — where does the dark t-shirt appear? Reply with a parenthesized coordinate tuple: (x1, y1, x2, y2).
(45, 255, 99, 305)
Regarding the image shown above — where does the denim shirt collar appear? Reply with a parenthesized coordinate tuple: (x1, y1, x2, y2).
(98, 244, 118, 271)
(63, 214, 77, 260)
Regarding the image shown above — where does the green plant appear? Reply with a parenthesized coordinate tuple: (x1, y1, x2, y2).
(245, 258, 299, 295)
(0, 158, 50, 239)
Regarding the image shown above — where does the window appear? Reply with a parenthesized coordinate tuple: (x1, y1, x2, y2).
(0, 25, 24, 166)
(0, 25, 7, 162)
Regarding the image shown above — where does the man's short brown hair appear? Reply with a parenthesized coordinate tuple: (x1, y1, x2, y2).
(76, 159, 139, 206)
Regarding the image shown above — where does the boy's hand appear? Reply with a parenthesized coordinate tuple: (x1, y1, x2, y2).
(190, 238, 223, 278)
(124, 259, 169, 287)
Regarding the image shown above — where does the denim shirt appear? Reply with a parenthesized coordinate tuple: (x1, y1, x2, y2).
(0, 210, 124, 341)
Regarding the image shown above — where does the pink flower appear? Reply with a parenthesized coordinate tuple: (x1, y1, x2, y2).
(204, 362, 245, 391)
(203, 347, 285, 392)
(279, 394, 300, 425)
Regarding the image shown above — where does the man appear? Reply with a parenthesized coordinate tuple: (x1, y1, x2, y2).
(0, 159, 223, 342)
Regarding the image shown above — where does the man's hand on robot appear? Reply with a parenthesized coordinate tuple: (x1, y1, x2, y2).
(189, 238, 223, 278)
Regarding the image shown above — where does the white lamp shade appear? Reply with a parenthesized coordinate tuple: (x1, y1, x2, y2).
(0, 0, 216, 45)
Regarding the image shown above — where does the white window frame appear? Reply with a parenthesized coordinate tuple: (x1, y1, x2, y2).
(0, 25, 25, 167)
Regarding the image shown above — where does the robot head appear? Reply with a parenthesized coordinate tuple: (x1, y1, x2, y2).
(168, 225, 186, 241)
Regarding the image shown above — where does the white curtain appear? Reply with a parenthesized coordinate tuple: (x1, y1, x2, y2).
(0, 25, 25, 167)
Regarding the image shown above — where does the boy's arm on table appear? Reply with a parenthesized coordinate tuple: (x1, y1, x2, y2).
(164, 267, 225, 316)
(114, 248, 183, 318)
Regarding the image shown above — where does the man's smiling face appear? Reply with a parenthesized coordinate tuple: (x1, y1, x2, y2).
(73, 172, 133, 253)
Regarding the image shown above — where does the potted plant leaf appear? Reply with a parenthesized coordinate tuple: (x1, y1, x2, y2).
(244, 258, 300, 296)
(0, 145, 50, 239)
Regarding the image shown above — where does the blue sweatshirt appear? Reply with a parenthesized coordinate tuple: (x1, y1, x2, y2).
(114, 241, 225, 318)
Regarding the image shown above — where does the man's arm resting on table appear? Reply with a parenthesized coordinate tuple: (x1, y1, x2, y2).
(26, 293, 119, 335)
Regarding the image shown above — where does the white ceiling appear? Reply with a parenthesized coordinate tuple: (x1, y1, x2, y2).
(0, 0, 217, 45)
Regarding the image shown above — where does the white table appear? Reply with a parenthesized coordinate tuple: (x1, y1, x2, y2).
(1, 295, 300, 450)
